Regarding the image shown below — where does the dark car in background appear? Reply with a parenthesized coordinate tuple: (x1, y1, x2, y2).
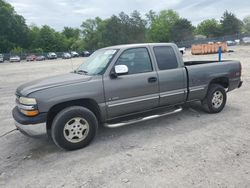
(9, 55, 21, 62)
(62, 52, 71, 59)
(47, 52, 57, 59)
(26, 54, 37, 61)
(81, 51, 91, 57)
(0, 54, 4, 63)
(36, 55, 46, 61)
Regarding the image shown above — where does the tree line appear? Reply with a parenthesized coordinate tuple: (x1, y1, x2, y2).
(0, 0, 250, 54)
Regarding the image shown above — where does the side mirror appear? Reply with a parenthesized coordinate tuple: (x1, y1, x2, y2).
(115, 65, 128, 75)
(110, 65, 128, 78)
(110, 65, 128, 79)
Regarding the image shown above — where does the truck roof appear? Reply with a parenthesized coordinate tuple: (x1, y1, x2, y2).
(102, 43, 176, 50)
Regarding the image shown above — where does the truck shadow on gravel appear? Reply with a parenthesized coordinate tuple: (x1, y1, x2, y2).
(96, 101, 241, 145)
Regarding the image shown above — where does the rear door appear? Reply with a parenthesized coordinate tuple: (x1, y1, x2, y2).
(153, 46, 187, 106)
(103, 47, 159, 119)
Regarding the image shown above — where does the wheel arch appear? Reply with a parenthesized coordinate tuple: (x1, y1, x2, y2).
(208, 77, 229, 89)
(46, 98, 102, 131)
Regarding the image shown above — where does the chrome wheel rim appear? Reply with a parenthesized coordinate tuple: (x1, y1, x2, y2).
(212, 91, 224, 109)
(63, 117, 89, 143)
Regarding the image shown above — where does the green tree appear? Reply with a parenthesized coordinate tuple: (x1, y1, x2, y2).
(170, 18, 194, 42)
(10, 46, 24, 54)
(35, 25, 67, 52)
(62, 27, 80, 39)
(29, 25, 42, 50)
(147, 10, 179, 42)
(196, 19, 221, 37)
(81, 17, 103, 50)
(81, 11, 147, 50)
(243, 16, 250, 34)
(102, 15, 123, 46)
(62, 27, 81, 50)
(129, 10, 147, 43)
(220, 11, 242, 35)
(146, 10, 157, 26)
(0, 0, 30, 52)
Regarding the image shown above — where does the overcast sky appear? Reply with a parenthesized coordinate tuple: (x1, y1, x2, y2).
(6, 0, 250, 31)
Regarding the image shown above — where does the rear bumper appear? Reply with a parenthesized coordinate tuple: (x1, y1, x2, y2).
(228, 78, 243, 91)
(12, 107, 47, 138)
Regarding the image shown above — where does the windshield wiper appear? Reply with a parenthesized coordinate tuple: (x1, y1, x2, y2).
(74, 70, 88, 75)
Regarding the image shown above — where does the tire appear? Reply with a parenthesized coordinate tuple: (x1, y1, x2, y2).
(202, 84, 227, 113)
(51, 106, 98, 150)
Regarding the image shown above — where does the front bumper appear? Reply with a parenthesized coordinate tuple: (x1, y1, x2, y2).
(12, 107, 47, 138)
(14, 121, 47, 138)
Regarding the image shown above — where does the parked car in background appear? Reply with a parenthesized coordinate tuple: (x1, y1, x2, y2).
(242, 37, 250, 44)
(9, 55, 21, 62)
(226, 40, 237, 46)
(47, 52, 57, 59)
(179, 47, 186, 55)
(70, 51, 79, 57)
(36, 55, 46, 61)
(0, 54, 4, 63)
(26, 54, 37, 61)
(81, 51, 91, 57)
(62, 52, 71, 59)
(235, 39, 240, 45)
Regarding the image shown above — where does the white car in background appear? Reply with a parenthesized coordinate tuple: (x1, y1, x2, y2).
(226, 40, 237, 46)
(47, 52, 57, 59)
(179, 47, 186, 55)
(62, 52, 72, 59)
(9, 55, 21, 62)
(70, 51, 79, 57)
(242, 37, 250, 44)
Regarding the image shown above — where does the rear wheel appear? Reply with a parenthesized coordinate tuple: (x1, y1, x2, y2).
(51, 106, 98, 150)
(202, 84, 227, 113)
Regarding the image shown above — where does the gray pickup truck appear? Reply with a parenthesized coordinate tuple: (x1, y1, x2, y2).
(12, 43, 242, 150)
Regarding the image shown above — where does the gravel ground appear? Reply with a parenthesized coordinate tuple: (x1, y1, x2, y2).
(0, 46, 250, 188)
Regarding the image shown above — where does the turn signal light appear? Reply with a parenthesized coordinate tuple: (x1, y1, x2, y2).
(20, 109, 39, 117)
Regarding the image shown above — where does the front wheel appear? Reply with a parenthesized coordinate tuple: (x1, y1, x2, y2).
(202, 84, 227, 113)
(51, 106, 98, 150)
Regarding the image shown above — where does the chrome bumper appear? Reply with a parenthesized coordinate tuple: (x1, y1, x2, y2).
(15, 121, 47, 138)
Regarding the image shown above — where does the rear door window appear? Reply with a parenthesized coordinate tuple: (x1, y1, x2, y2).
(153, 46, 178, 70)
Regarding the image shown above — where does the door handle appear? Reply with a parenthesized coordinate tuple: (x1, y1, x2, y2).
(148, 77, 157, 83)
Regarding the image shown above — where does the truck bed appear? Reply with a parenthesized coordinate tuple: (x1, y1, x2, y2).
(184, 60, 230, 66)
(184, 60, 241, 101)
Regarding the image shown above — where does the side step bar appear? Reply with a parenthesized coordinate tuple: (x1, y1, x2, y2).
(104, 106, 183, 128)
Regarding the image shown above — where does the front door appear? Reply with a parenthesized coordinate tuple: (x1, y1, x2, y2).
(103, 47, 159, 119)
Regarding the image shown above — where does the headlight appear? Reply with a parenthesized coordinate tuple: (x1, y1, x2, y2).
(17, 97, 39, 117)
(19, 97, 37, 105)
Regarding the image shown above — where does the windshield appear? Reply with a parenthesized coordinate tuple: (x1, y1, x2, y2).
(76, 49, 118, 75)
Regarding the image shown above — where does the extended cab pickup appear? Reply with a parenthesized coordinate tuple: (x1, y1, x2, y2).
(12, 43, 243, 150)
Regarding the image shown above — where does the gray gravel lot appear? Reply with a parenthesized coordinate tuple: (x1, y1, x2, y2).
(0, 46, 250, 187)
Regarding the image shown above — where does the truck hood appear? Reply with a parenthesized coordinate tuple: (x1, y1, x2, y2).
(16, 73, 92, 96)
